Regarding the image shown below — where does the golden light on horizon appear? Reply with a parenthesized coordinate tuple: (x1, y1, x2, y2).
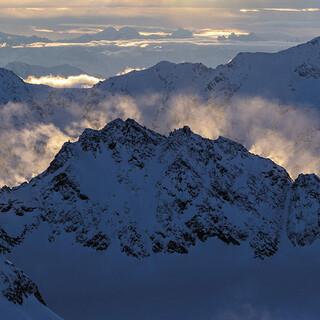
(194, 28, 249, 38)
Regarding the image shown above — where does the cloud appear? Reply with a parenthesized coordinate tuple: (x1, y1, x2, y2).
(218, 32, 260, 41)
(65, 95, 142, 137)
(116, 67, 145, 75)
(0, 127, 70, 186)
(24, 74, 104, 88)
(0, 97, 141, 186)
(240, 7, 320, 13)
(32, 27, 104, 35)
(161, 95, 320, 178)
(194, 29, 249, 39)
(0, 1, 320, 9)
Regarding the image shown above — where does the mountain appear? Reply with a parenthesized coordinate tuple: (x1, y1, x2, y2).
(208, 36, 320, 106)
(0, 256, 61, 319)
(0, 68, 41, 105)
(0, 67, 56, 109)
(5, 62, 87, 79)
(0, 119, 318, 319)
(0, 32, 50, 47)
(95, 36, 320, 108)
(95, 61, 213, 97)
(0, 119, 318, 259)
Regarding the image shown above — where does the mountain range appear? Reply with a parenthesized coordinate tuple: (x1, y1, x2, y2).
(4, 62, 88, 79)
(0, 27, 194, 48)
(0, 32, 50, 47)
(1, 36, 320, 118)
(0, 36, 318, 185)
(0, 36, 319, 319)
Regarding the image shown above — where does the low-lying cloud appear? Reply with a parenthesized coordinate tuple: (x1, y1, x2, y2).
(0, 97, 141, 186)
(116, 67, 145, 76)
(0, 94, 318, 187)
(25, 74, 104, 88)
(0, 103, 70, 186)
(163, 95, 320, 178)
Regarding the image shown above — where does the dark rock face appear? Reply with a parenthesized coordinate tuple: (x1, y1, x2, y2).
(0, 119, 318, 261)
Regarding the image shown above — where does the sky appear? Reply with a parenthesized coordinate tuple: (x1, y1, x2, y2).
(0, 0, 319, 41)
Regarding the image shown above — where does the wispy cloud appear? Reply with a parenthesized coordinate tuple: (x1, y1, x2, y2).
(240, 7, 320, 13)
(161, 95, 320, 178)
(0, 93, 318, 186)
(116, 67, 145, 75)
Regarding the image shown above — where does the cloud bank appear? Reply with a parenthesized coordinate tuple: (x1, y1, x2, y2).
(25, 74, 104, 88)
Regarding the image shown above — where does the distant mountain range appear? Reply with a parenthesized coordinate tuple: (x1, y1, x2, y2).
(5, 62, 87, 79)
(0, 31, 50, 46)
(0, 27, 194, 48)
(61, 27, 193, 43)
(95, 36, 320, 108)
(1, 36, 319, 112)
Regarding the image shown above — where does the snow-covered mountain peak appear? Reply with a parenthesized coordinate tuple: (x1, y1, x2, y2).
(100, 117, 163, 140)
(152, 60, 177, 70)
(168, 126, 197, 142)
(95, 60, 214, 94)
(0, 118, 306, 260)
(78, 118, 165, 151)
